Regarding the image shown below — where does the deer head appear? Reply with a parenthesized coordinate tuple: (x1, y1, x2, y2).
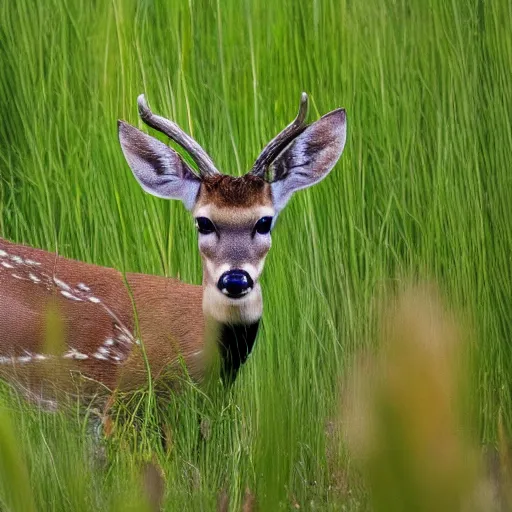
(118, 94, 347, 323)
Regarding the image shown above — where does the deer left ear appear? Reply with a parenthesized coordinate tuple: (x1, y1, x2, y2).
(270, 109, 347, 212)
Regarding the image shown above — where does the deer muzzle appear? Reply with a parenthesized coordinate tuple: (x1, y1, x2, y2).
(217, 270, 254, 299)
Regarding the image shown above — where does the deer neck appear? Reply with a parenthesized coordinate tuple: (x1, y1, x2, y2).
(202, 282, 262, 381)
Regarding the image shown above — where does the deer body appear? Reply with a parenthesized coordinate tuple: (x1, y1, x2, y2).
(0, 93, 347, 404)
(0, 237, 208, 393)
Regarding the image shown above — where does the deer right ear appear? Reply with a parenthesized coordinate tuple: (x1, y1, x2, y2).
(118, 121, 201, 210)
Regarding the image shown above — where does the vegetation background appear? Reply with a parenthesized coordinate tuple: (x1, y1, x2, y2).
(0, 0, 510, 510)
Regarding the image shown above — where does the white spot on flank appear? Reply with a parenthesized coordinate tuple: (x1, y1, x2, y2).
(10, 255, 23, 264)
(11, 273, 24, 280)
(60, 290, 83, 301)
(98, 346, 109, 355)
(93, 352, 107, 360)
(104, 338, 114, 346)
(29, 273, 41, 283)
(53, 277, 71, 291)
(1, 261, 14, 269)
(63, 348, 89, 360)
(0, 250, 7, 257)
(25, 259, 41, 266)
(88, 296, 101, 304)
(0, 353, 49, 364)
(76, 282, 90, 292)
(117, 333, 132, 345)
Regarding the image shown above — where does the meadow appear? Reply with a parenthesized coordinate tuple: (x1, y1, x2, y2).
(0, 0, 511, 510)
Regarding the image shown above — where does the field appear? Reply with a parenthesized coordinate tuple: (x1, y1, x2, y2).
(0, 0, 511, 510)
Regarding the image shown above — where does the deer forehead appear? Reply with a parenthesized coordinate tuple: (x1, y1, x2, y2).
(194, 174, 274, 225)
(197, 174, 272, 205)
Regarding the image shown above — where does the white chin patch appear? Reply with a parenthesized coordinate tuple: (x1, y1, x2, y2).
(204, 284, 263, 324)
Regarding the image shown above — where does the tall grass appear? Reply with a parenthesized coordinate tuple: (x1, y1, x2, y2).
(0, 0, 511, 509)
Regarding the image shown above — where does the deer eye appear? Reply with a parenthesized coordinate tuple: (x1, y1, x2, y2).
(254, 216, 273, 235)
(195, 217, 216, 235)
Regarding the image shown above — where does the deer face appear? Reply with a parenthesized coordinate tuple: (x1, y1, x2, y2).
(118, 93, 346, 307)
(192, 175, 274, 299)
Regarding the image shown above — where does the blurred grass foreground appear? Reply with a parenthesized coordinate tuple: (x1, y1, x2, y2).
(0, 0, 511, 510)
(341, 286, 488, 511)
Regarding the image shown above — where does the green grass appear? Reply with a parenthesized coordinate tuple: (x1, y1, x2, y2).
(0, 0, 511, 510)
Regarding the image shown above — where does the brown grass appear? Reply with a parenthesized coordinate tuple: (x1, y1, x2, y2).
(338, 284, 499, 512)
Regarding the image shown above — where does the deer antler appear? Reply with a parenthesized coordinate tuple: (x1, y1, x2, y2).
(250, 92, 309, 179)
(137, 94, 219, 178)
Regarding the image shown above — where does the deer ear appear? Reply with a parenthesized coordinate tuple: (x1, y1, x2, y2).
(118, 121, 201, 210)
(270, 109, 347, 212)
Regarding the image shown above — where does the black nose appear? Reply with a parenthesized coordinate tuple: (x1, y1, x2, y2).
(217, 270, 254, 299)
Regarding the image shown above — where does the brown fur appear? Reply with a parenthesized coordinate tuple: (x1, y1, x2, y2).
(0, 238, 207, 401)
(198, 175, 272, 208)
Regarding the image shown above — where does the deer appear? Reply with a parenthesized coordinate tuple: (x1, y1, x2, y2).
(0, 93, 347, 409)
